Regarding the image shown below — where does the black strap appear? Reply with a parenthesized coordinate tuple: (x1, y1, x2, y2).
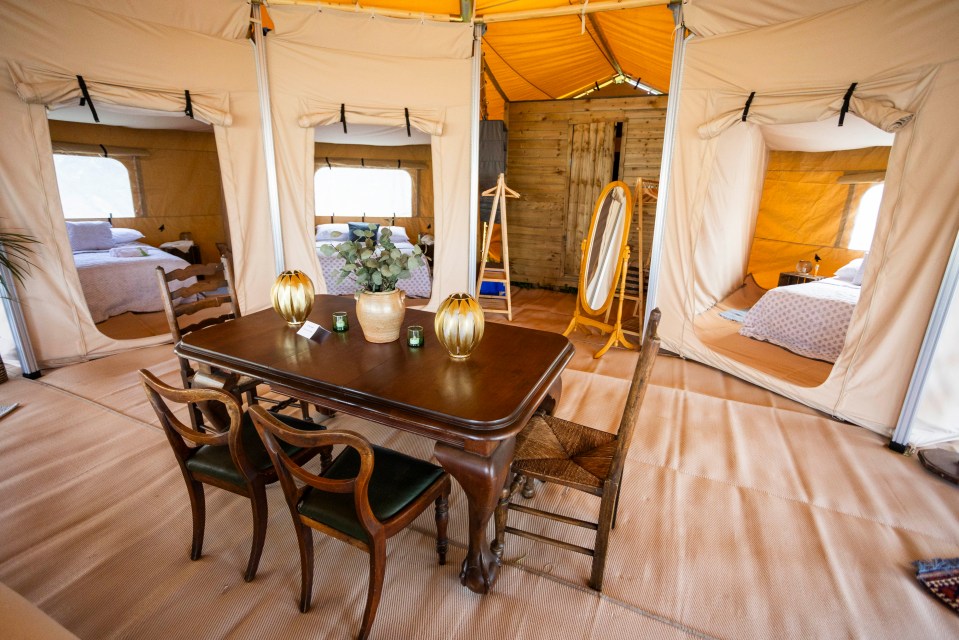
(741, 91, 756, 122)
(99, 144, 109, 157)
(634, 77, 642, 89)
(76, 75, 99, 123)
(360, 158, 365, 167)
(340, 103, 347, 134)
(594, 81, 600, 92)
(404, 107, 411, 137)
(839, 82, 857, 127)
(184, 90, 194, 119)
(397, 160, 401, 168)
(325, 157, 332, 169)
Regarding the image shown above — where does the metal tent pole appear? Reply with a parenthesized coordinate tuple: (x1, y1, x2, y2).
(467, 23, 484, 296)
(251, 2, 285, 276)
(890, 229, 959, 451)
(644, 0, 689, 333)
(0, 249, 40, 378)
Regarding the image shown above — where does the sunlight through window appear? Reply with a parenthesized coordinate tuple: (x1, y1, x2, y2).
(849, 183, 884, 251)
(314, 167, 412, 218)
(53, 154, 136, 219)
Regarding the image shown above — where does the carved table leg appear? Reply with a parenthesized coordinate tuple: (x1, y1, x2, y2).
(434, 437, 516, 594)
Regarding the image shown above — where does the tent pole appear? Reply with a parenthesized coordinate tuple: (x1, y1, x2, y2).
(0, 250, 40, 379)
(251, 2, 285, 276)
(468, 23, 484, 297)
(890, 229, 959, 451)
(644, 0, 688, 333)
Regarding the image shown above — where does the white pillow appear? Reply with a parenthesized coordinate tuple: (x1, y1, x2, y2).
(315, 223, 349, 242)
(381, 225, 410, 243)
(110, 227, 145, 245)
(834, 258, 863, 283)
(852, 252, 869, 286)
(66, 221, 113, 252)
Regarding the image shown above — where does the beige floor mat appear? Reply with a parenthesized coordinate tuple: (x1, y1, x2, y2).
(2, 288, 958, 639)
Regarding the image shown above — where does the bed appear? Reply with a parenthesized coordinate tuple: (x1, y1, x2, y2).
(314, 223, 432, 298)
(67, 222, 194, 323)
(739, 271, 863, 364)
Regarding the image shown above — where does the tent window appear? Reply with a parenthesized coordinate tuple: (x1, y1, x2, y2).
(848, 183, 884, 251)
(53, 154, 138, 219)
(314, 167, 413, 218)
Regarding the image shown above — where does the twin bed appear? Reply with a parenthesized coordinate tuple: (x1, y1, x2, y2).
(68, 221, 193, 324)
(738, 257, 867, 363)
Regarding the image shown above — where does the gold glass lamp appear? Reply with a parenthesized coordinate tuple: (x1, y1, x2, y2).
(271, 270, 315, 327)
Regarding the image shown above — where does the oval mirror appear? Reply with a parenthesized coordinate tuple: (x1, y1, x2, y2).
(580, 181, 632, 314)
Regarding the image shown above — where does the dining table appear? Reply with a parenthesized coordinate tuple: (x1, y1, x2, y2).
(175, 294, 574, 594)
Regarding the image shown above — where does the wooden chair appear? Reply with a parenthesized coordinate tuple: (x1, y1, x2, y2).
(155, 256, 307, 426)
(249, 405, 451, 640)
(139, 369, 329, 582)
(492, 308, 662, 591)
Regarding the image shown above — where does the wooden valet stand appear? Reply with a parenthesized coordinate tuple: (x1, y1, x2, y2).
(563, 181, 634, 359)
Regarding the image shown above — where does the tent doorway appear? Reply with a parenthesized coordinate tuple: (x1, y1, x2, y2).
(46, 104, 231, 341)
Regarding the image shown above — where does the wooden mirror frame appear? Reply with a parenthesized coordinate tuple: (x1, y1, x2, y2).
(564, 181, 635, 359)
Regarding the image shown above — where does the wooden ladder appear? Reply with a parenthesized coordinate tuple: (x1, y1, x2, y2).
(477, 174, 519, 321)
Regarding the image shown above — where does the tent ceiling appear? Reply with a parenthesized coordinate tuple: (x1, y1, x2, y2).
(267, 1, 676, 117)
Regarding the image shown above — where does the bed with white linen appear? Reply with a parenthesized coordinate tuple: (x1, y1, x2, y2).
(739, 258, 867, 363)
(314, 223, 432, 298)
(67, 221, 194, 323)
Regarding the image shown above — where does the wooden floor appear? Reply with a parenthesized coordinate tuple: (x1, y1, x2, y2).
(1, 288, 958, 639)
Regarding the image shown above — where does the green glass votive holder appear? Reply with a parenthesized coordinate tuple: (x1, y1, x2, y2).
(407, 325, 424, 348)
(332, 311, 349, 332)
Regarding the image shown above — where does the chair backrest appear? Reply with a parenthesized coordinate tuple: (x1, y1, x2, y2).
(248, 405, 384, 540)
(139, 369, 261, 479)
(607, 308, 661, 485)
(155, 256, 241, 344)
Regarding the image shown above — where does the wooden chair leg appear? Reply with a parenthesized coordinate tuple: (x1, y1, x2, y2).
(187, 479, 206, 561)
(435, 490, 450, 565)
(245, 482, 268, 582)
(297, 525, 314, 613)
(589, 491, 618, 591)
(612, 483, 623, 530)
(521, 475, 536, 499)
(319, 446, 333, 474)
(492, 473, 524, 560)
(298, 400, 310, 420)
(359, 542, 386, 640)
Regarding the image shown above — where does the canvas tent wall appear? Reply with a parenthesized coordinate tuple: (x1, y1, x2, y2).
(655, 0, 959, 436)
(0, 0, 276, 367)
(264, 7, 475, 307)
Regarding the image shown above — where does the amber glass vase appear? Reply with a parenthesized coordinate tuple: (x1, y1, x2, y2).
(271, 270, 315, 327)
(434, 293, 485, 359)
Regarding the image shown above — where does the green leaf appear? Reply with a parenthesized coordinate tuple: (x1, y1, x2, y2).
(371, 271, 383, 286)
(319, 244, 336, 256)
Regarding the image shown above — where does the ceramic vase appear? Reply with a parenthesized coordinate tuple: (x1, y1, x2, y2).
(271, 270, 314, 327)
(435, 293, 485, 360)
(355, 289, 406, 343)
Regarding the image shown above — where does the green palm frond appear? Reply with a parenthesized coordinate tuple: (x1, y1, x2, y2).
(0, 229, 39, 293)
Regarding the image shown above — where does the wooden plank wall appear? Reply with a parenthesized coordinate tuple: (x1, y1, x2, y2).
(505, 95, 667, 289)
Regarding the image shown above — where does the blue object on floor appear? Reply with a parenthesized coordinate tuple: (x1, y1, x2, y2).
(719, 309, 748, 323)
(480, 282, 505, 296)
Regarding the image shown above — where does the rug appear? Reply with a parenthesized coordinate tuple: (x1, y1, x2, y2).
(914, 557, 959, 615)
(719, 309, 748, 323)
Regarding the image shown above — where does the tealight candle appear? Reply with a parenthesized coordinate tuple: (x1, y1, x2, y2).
(332, 311, 349, 332)
(407, 325, 424, 348)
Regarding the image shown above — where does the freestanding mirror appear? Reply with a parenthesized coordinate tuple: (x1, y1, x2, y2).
(564, 181, 634, 358)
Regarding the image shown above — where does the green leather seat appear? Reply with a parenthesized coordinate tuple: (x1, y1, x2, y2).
(298, 445, 445, 542)
(186, 413, 325, 487)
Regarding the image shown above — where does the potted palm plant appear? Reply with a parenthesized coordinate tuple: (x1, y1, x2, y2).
(0, 226, 39, 383)
(318, 224, 425, 343)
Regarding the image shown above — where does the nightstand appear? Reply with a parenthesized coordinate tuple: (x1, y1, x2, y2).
(778, 271, 825, 287)
(160, 241, 201, 265)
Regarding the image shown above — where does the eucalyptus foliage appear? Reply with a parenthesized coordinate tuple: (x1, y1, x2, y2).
(318, 224, 424, 293)
(0, 227, 38, 295)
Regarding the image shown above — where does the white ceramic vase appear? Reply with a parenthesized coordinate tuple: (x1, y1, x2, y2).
(355, 289, 406, 343)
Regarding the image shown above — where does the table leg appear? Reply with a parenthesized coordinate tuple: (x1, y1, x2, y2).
(434, 437, 516, 594)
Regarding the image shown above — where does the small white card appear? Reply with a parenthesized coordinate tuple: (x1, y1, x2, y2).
(296, 321, 322, 339)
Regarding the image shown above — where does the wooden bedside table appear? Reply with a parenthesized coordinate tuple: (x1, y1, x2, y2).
(778, 271, 825, 287)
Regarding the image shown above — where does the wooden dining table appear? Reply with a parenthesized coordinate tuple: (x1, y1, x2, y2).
(175, 294, 574, 594)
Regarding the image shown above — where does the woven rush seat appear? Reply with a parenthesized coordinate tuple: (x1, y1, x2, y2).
(513, 414, 617, 495)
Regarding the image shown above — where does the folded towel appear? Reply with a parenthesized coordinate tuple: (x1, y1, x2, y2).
(160, 240, 195, 252)
(109, 246, 148, 258)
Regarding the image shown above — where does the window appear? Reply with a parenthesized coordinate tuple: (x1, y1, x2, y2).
(848, 183, 884, 251)
(314, 167, 413, 218)
(53, 154, 137, 219)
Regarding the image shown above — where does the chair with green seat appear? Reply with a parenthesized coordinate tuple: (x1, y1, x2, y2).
(138, 369, 329, 583)
(249, 405, 451, 640)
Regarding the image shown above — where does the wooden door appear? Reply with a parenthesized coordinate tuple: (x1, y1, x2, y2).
(564, 122, 615, 282)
